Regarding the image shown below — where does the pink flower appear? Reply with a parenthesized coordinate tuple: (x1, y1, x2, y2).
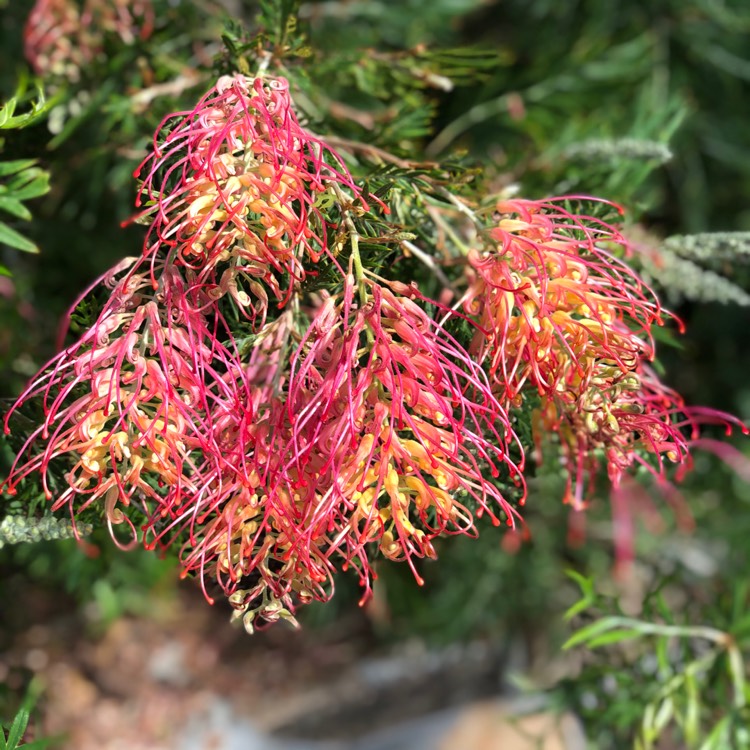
(132, 74, 366, 323)
(25, 0, 154, 81)
(3, 74, 377, 627)
(3, 253, 253, 548)
(149, 314, 326, 620)
(281, 277, 526, 599)
(465, 197, 662, 403)
(464, 197, 747, 514)
(158, 273, 527, 627)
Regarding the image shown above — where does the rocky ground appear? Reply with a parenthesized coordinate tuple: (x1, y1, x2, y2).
(0, 566, 584, 750)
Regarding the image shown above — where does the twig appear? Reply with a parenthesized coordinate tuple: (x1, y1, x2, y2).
(130, 71, 205, 112)
(401, 239, 456, 294)
(324, 135, 439, 170)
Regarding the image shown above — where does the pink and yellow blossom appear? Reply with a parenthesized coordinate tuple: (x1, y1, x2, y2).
(464, 197, 747, 512)
(25, 0, 154, 81)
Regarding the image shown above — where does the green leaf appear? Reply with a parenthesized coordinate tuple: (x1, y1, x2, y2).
(0, 221, 39, 253)
(700, 716, 731, 750)
(651, 325, 686, 350)
(586, 628, 643, 649)
(684, 669, 701, 744)
(563, 617, 629, 649)
(4, 704, 29, 750)
(0, 682, 57, 750)
(562, 569, 595, 620)
(656, 636, 671, 676)
(10, 173, 50, 201)
(0, 197, 32, 221)
(0, 160, 37, 178)
(0, 97, 17, 128)
(13, 737, 59, 750)
(0, 80, 56, 131)
(652, 697, 675, 734)
(730, 601, 750, 639)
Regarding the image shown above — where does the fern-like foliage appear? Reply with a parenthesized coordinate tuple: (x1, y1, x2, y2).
(0, 78, 53, 259)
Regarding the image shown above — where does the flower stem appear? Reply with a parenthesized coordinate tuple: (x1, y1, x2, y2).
(331, 182, 368, 307)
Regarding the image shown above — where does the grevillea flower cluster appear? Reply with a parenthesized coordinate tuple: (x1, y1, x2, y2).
(134, 74, 363, 323)
(464, 198, 747, 508)
(25, 0, 154, 81)
(3, 73, 747, 630)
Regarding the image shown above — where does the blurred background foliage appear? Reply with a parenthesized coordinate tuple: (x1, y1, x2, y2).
(2, 0, 750, 747)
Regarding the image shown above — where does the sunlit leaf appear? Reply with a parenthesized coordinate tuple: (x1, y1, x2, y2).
(0, 222, 39, 253)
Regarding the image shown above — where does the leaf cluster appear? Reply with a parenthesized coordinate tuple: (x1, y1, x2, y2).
(560, 571, 750, 748)
(0, 682, 57, 750)
(0, 78, 54, 259)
